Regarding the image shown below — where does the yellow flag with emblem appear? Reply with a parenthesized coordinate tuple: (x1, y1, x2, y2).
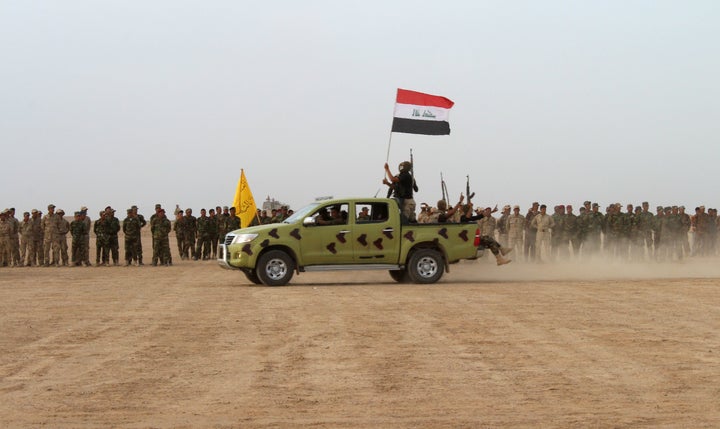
(233, 169, 257, 228)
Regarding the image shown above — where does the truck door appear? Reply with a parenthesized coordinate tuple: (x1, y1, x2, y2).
(352, 201, 401, 264)
(300, 203, 355, 265)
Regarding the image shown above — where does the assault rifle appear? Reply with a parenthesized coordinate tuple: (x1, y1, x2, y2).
(466, 175, 475, 205)
(410, 149, 418, 192)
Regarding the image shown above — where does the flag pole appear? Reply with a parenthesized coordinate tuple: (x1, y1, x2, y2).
(385, 131, 393, 163)
(381, 90, 397, 195)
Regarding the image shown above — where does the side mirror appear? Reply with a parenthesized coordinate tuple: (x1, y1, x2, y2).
(303, 217, 316, 226)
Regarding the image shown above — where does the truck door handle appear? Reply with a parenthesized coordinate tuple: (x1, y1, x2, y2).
(382, 228, 394, 232)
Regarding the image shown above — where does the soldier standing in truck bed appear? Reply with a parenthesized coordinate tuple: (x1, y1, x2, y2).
(383, 161, 417, 223)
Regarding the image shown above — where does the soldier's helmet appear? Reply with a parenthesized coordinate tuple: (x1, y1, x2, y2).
(398, 161, 412, 173)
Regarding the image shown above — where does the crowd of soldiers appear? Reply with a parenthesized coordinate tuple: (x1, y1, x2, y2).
(0, 204, 234, 268)
(3, 198, 717, 267)
(416, 198, 719, 263)
(0, 202, 300, 268)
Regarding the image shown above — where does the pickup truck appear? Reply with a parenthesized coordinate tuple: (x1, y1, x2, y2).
(218, 197, 480, 286)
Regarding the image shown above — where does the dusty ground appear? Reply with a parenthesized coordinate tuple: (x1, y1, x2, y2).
(1, 238, 720, 428)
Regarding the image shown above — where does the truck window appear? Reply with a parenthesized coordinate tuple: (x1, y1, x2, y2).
(314, 203, 348, 226)
(371, 203, 389, 222)
(356, 204, 372, 222)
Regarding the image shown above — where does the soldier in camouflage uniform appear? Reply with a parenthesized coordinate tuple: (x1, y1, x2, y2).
(678, 206, 691, 258)
(507, 205, 525, 261)
(707, 208, 718, 256)
(661, 206, 683, 261)
(0, 210, 11, 266)
(19, 211, 33, 266)
(195, 208, 212, 260)
(582, 203, 604, 259)
(183, 208, 198, 260)
(576, 206, 587, 253)
(122, 208, 143, 266)
(94, 211, 111, 266)
(249, 208, 262, 226)
(653, 206, 665, 259)
(628, 206, 645, 262)
(70, 211, 88, 266)
(79, 207, 92, 266)
(226, 207, 241, 232)
(604, 204, 623, 260)
(42, 204, 60, 267)
(218, 206, 231, 241)
(550, 205, 566, 261)
(620, 203, 633, 259)
(56, 209, 70, 266)
(208, 208, 219, 259)
(530, 204, 554, 263)
(151, 209, 172, 266)
(695, 206, 708, 256)
(104, 207, 121, 266)
(636, 202, 655, 260)
(260, 210, 271, 225)
(173, 210, 186, 259)
(496, 205, 510, 248)
(524, 202, 539, 262)
(565, 205, 579, 259)
(477, 207, 496, 239)
(30, 209, 44, 266)
(7, 208, 21, 267)
(131, 205, 146, 265)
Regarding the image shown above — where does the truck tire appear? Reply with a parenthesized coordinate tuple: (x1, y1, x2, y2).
(389, 269, 410, 283)
(244, 269, 263, 285)
(256, 250, 295, 286)
(407, 249, 444, 284)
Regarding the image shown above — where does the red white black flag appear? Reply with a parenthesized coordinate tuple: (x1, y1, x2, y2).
(391, 88, 454, 135)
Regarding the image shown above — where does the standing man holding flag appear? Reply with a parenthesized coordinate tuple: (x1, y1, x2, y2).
(384, 161, 417, 223)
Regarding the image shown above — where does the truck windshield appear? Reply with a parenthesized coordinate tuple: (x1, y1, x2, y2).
(282, 202, 320, 223)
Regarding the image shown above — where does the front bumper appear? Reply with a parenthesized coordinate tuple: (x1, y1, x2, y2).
(217, 243, 237, 270)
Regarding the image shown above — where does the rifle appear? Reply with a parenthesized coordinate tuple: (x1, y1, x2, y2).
(440, 172, 448, 203)
(466, 175, 475, 205)
(410, 148, 418, 192)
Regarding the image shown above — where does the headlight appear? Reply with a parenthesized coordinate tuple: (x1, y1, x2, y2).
(231, 233, 258, 244)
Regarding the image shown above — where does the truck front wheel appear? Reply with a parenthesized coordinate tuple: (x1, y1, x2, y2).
(256, 250, 295, 286)
(407, 249, 444, 284)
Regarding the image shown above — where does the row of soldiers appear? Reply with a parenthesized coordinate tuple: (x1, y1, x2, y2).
(172, 206, 240, 261)
(414, 198, 720, 262)
(0, 203, 243, 268)
(498, 201, 713, 262)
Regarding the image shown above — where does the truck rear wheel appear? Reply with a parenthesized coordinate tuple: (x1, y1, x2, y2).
(407, 249, 444, 284)
(389, 269, 410, 283)
(256, 250, 295, 286)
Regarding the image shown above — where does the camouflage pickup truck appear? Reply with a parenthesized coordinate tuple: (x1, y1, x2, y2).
(218, 197, 480, 286)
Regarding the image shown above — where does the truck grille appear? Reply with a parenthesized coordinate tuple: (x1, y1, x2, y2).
(224, 234, 234, 245)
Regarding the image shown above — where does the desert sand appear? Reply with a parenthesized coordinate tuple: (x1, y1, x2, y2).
(1, 233, 720, 428)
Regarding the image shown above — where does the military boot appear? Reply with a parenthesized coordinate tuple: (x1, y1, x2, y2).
(495, 255, 512, 266)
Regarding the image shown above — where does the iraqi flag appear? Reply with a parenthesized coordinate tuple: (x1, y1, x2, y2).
(391, 88, 454, 136)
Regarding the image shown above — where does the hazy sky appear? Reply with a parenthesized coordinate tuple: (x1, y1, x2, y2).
(3, 1, 719, 216)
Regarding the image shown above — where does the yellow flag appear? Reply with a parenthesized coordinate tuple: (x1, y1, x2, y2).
(233, 169, 257, 228)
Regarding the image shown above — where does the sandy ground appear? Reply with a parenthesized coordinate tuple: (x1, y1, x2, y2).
(1, 235, 720, 428)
